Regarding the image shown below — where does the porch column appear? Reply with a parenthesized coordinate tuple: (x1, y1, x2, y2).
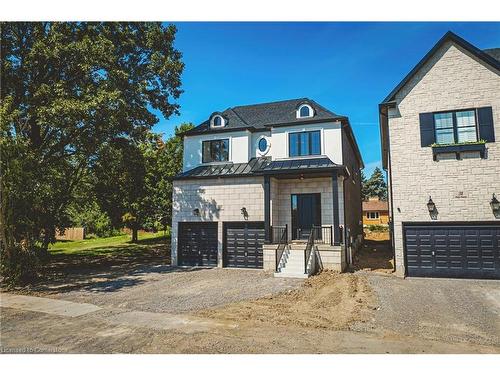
(332, 171, 341, 245)
(264, 175, 271, 244)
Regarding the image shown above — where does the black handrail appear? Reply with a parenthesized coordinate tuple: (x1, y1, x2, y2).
(275, 224, 288, 272)
(271, 225, 287, 244)
(304, 228, 315, 272)
(311, 225, 333, 245)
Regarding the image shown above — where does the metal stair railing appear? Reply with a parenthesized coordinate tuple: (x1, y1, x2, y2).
(275, 224, 288, 272)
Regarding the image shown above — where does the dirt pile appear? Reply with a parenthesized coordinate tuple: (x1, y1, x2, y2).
(197, 271, 378, 330)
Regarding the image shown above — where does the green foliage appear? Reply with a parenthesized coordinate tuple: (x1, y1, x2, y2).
(362, 167, 387, 201)
(66, 200, 120, 237)
(1, 22, 184, 283)
(366, 224, 389, 232)
(430, 139, 486, 147)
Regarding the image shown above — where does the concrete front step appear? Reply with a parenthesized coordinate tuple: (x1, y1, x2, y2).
(273, 272, 309, 279)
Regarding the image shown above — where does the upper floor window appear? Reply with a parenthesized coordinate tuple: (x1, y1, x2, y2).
(434, 110, 477, 145)
(258, 137, 268, 152)
(289, 130, 321, 157)
(297, 104, 314, 119)
(367, 212, 380, 219)
(202, 139, 229, 163)
(211, 115, 225, 127)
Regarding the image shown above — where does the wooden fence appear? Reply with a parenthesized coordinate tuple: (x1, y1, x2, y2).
(55, 227, 85, 241)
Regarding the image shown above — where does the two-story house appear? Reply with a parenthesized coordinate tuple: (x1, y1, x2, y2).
(171, 98, 363, 277)
(379, 31, 500, 279)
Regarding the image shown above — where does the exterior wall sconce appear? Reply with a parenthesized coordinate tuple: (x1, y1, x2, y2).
(192, 208, 200, 216)
(490, 193, 500, 213)
(241, 207, 248, 220)
(427, 196, 436, 213)
(299, 174, 304, 180)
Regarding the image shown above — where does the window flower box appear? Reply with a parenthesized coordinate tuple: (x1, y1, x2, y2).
(431, 142, 486, 160)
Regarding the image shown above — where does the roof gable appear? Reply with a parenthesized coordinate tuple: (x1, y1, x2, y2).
(381, 31, 500, 104)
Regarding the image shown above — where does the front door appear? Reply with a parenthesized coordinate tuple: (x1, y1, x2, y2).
(291, 193, 321, 240)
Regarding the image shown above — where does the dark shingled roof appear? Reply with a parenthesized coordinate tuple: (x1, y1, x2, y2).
(173, 157, 346, 180)
(183, 98, 343, 136)
(484, 48, 500, 62)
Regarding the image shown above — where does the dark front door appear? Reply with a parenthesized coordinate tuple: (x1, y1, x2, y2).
(291, 193, 321, 240)
(404, 223, 500, 279)
(224, 222, 265, 268)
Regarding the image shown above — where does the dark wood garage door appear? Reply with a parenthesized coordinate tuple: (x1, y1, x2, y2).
(404, 223, 500, 279)
(178, 222, 218, 267)
(224, 222, 265, 269)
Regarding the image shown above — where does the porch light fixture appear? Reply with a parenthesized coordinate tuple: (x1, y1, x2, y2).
(299, 174, 304, 180)
(192, 208, 200, 216)
(241, 207, 248, 220)
(490, 193, 500, 212)
(427, 196, 436, 213)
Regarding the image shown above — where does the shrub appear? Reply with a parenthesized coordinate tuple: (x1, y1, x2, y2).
(366, 224, 389, 232)
(0, 244, 40, 285)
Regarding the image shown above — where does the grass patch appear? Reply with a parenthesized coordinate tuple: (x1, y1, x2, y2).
(49, 232, 169, 256)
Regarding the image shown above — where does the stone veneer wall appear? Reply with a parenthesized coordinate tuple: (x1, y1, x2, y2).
(387, 41, 500, 276)
(272, 177, 344, 241)
(171, 177, 264, 266)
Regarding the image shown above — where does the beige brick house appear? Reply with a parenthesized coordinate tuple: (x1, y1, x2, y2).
(172, 98, 363, 277)
(379, 31, 500, 279)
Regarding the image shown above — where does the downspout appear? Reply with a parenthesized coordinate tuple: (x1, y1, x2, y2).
(379, 104, 397, 272)
(340, 121, 350, 267)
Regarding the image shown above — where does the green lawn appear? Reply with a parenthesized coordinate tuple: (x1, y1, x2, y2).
(49, 231, 169, 256)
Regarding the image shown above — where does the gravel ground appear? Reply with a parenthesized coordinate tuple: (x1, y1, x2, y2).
(36, 266, 304, 313)
(352, 273, 500, 347)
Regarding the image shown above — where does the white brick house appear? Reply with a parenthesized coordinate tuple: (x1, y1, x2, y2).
(172, 98, 363, 277)
(379, 31, 500, 279)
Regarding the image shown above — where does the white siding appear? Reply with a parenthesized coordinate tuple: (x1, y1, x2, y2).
(182, 130, 251, 171)
(270, 122, 343, 164)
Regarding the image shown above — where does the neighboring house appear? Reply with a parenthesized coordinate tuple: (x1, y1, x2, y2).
(172, 98, 364, 277)
(362, 197, 389, 226)
(379, 31, 500, 279)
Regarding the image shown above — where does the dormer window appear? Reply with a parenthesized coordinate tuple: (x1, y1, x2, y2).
(297, 104, 314, 119)
(211, 114, 226, 128)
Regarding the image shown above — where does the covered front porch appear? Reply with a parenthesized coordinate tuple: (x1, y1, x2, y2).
(259, 158, 349, 276)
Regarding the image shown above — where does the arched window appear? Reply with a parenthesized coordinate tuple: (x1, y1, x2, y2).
(213, 115, 223, 126)
(300, 106, 310, 118)
(297, 104, 313, 119)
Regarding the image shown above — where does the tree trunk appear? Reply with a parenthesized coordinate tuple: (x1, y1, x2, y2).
(131, 227, 138, 243)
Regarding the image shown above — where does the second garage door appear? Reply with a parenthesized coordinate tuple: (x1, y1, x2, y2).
(404, 223, 500, 279)
(224, 222, 265, 269)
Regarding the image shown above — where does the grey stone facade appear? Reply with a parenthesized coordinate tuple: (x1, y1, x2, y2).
(386, 41, 500, 276)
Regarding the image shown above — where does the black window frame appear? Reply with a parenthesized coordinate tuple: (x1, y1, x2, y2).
(202, 139, 229, 163)
(433, 108, 479, 145)
(288, 130, 321, 157)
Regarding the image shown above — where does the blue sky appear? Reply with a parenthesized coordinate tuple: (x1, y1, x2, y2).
(153, 22, 500, 177)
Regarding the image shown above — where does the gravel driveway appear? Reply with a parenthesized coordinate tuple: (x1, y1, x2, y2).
(34, 266, 303, 313)
(353, 273, 500, 347)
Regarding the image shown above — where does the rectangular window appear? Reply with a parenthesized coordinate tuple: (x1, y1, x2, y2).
(202, 139, 229, 163)
(434, 109, 478, 145)
(367, 212, 379, 219)
(289, 130, 321, 157)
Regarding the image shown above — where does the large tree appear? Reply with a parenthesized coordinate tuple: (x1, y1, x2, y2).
(362, 167, 388, 200)
(0, 22, 184, 282)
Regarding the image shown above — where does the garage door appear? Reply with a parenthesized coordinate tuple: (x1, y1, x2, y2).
(404, 223, 500, 279)
(224, 222, 265, 269)
(178, 222, 218, 267)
